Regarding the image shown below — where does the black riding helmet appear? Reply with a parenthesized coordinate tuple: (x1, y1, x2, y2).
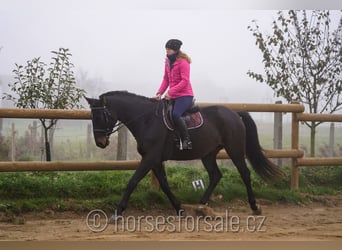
(165, 39, 182, 51)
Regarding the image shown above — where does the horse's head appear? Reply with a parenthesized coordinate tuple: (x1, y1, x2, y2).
(85, 96, 117, 148)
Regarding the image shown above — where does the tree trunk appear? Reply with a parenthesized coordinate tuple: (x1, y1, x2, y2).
(48, 125, 56, 160)
(44, 128, 51, 161)
(310, 121, 316, 157)
(45, 141, 51, 161)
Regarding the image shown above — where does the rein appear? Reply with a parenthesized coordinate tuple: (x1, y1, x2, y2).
(91, 103, 159, 136)
(92, 121, 124, 137)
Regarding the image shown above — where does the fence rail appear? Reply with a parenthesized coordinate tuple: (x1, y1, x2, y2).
(290, 112, 342, 188)
(296, 113, 342, 122)
(216, 149, 304, 159)
(0, 102, 341, 189)
(0, 108, 90, 119)
(0, 161, 140, 172)
(198, 103, 305, 113)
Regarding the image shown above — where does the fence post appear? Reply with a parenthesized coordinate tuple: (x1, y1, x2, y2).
(11, 123, 16, 161)
(329, 122, 335, 157)
(0, 118, 3, 136)
(29, 121, 37, 156)
(87, 123, 92, 159)
(273, 101, 283, 166)
(117, 126, 128, 160)
(291, 101, 300, 189)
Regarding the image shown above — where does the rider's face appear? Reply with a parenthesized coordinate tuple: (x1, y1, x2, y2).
(166, 48, 176, 55)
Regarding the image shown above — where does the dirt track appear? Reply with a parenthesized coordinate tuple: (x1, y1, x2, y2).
(0, 197, 341, 241)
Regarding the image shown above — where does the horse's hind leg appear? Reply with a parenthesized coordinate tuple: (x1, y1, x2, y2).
(152, 163, 182, 215)
(229, 153, 261, 214)
(199, 152, 223, 205)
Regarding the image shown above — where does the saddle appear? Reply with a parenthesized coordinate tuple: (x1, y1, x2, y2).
(162, 99, 204, 131)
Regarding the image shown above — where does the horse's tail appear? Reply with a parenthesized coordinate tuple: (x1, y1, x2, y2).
(237, 111, 283, 181)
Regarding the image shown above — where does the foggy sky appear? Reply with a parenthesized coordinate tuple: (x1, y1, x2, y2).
(1, 0, 341, 104)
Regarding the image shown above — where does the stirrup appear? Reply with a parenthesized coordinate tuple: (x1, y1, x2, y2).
(181, 140, 192, 150)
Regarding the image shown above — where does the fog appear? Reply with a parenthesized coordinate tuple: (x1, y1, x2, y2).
(0, 0, 341, 104)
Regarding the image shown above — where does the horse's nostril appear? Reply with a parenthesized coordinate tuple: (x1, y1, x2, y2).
(96, 142, 105, 148)
(95, 138, 109, 148)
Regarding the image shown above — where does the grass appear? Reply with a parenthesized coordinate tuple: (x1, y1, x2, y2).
(0, 165, 341, 215)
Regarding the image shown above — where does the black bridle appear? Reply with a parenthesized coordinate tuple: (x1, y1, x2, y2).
(90, 103, 159, 137)
(90, 106, 123, 137)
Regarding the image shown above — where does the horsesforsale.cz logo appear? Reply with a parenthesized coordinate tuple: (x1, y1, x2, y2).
(85, 208, 267, 233)
(86, 209, 108, 232)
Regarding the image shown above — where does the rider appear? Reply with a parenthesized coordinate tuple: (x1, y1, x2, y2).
(155, 39, 194, 150)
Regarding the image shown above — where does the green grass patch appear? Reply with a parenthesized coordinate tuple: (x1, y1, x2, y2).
(0, 165, 341, 214)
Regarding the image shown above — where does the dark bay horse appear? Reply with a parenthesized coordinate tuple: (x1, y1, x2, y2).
(86, 91, 282, 217)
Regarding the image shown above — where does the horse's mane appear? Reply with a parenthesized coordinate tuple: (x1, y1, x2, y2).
(100, 90, 158, 103)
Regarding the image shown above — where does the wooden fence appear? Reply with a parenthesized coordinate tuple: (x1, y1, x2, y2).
(0, 102, 341, 189)
(291, 111, 342, 188)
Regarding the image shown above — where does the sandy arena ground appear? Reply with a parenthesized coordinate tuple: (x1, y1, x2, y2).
(0, 197, 341, 241)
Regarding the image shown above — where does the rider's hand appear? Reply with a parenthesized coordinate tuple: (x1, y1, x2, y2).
(155, 93, 162, 100)
(165, 92, 171, 100)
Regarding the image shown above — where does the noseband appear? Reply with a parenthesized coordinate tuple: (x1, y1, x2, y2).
(90, 106, 121, 137)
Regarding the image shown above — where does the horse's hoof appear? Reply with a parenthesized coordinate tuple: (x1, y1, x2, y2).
(177, 208, 185, 217)
(109, 210, 123, 223)
(252, 207, 262, 215)
(198, 202, 209, 208)
(109, 215, 118, 224)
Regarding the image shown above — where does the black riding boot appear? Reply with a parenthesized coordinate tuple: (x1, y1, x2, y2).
(174, 117, 192, 150)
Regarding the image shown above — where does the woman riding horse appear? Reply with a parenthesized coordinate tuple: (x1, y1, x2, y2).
(155, 39, 194, 150)
(86, 91, 282, 219)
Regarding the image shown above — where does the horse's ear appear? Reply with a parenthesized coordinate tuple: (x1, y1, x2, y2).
(85, 96, 92, 104)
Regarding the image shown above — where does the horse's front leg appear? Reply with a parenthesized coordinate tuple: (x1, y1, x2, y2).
(152, 163, 183, 216)
(113, 157, 156, 219)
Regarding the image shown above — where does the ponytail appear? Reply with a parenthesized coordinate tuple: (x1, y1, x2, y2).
(177, 50, 192, 64)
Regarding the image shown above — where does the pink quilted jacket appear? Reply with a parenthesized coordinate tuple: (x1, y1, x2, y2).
(157, 58, 194, 99)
